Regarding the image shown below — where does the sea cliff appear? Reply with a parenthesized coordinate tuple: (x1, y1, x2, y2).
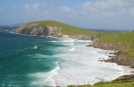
(12, 24, 63, 37)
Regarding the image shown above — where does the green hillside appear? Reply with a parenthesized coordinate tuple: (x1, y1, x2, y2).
(24, 20, 95, 35)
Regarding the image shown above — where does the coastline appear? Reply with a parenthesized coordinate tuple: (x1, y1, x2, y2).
(70, 36, 134, 85)
(12, 32, 134, 84)
(11, 29, 134, 86)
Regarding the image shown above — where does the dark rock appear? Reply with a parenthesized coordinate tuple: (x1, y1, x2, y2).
(131, 71, 134, 73)
(117, 74, 134, 79)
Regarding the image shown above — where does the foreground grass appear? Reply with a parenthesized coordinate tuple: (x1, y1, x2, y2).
(24, 20, 95, 35)
(95, 82, 134, 87)
(68, 82, 134, 87)
(68, 78, 134, 87)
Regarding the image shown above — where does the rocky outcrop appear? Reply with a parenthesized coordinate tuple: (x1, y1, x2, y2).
(12, 24, 63, 37)
(104, 55, 134, 67)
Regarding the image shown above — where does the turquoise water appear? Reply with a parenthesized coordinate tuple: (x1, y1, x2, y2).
(0, 29, 62, 86)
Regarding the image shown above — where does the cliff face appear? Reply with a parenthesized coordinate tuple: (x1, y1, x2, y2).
(12, 24, 63, 37)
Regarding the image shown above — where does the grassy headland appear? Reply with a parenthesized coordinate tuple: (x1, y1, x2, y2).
(24, 20, 95, 36)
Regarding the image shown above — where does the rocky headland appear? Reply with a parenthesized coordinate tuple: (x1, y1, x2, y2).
(12, 21, 95, 40)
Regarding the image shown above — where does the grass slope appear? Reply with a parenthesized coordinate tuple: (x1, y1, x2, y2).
(24, 20, 94, 35)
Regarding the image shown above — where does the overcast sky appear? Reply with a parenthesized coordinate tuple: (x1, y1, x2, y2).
(0, 0, 134, 30)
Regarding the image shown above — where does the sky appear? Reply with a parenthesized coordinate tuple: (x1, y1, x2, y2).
(0, 0, 134, 30)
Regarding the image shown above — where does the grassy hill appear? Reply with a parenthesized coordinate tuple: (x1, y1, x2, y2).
(24, 20, 95, 35)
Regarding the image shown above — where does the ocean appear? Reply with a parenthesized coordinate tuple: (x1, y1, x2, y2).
(0, 28, 133, 87)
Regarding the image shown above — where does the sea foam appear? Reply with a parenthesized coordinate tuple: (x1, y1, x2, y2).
(50, 38, 133, 86)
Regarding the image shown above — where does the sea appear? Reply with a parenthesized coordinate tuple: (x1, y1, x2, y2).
(0, 27, 133, 87)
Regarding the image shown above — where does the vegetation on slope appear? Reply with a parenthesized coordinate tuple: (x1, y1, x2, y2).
(24, 20, 95, 35)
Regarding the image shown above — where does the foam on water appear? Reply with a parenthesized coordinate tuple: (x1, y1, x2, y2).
(32, 45, 38, 49)
(49, 38, 133, 86)
(28, 62, 60, 86)
(69, 47, 76, 51)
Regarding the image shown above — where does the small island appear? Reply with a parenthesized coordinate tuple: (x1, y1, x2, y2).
(0, 28, 2, 30)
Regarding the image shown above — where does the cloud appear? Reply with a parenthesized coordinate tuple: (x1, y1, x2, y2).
(59, 6, 74, 13)
(20, 2, 76, 23)
(81, 0, 134, 18)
